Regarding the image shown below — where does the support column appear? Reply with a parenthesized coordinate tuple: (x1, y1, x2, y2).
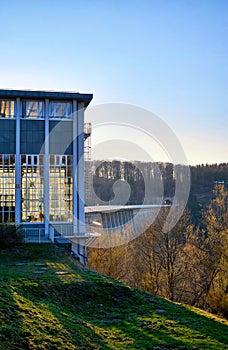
(15, 98, 21, 224)
(44, 99, 50, 238)
(116, 211, 120, 229)
(107, 213, 111, 230)
(71, 101, 86, 264)
(77, 102, 85, 235)
(102, 213, 108, 228)
(132, 209, 137, 236)
(124, 210, 128, 226)
(72, 100, 78, 234)
(119, 211, 124, 235)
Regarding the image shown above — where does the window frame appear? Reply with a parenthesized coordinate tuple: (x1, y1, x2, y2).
(0, 154, 15, 223)
(0, 99, 16, 118)
(49, 100, 73, 120)
(21, 100, 45, 119)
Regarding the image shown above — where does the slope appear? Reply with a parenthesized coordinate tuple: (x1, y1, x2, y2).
(0, 244, 228, 350)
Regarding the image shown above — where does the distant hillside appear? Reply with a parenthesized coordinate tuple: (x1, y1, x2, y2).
(190, 163, 228, 205)
(1, 244, 228, 350)
(86, 161, 228, 222)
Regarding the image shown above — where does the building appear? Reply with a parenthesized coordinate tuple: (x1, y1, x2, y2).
(0, 89, 93, 262)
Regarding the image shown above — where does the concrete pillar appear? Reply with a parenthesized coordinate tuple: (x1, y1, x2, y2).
(72, 100, 78, 234)
(131, 209, 137, 235)
(119, 211, 124, 235)
(15, 97, 21, 224)
(108, 213, 112, 230)
(77, 102, 85, 234)
(101, 213, 107, 228)
(44, 99, 49, 237)
(123, 210, 128, 225)
(116, 211, 120, 228)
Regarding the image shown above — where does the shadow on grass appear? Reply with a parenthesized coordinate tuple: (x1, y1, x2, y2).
(4, 278, 113, 350)
(19, 277, 227, 349)
(0, 281, 31, 349)
(96, 290, 228, 349)
(44, 279, 228, 349)
(1, 244, 228, 349)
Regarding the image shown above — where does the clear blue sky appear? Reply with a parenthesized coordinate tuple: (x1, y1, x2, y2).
(1, 0, 227, 165)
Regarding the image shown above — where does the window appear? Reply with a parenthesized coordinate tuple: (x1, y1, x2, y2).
(49, 155, 72, 222)
(21, 101, 44, 118)
(21, 155, 44, 222)
(0, 155, 15, 222)
(21, 154, 73, 222)
(0, 100, 15, 118)
(49, 101, 72, 119)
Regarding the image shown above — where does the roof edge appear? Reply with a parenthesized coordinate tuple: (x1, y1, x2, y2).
(0, 89, 93, 107)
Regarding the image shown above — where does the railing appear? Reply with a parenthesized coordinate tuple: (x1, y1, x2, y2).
(50, 223, 73, 237)
(24, 228, 49, 243)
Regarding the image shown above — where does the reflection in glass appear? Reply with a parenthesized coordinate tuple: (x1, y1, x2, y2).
(49, 101, 72, 119)
(21, 155, 44, 222)
(21, 101, 44, 118)
(0, 154, 15, 222)
(49, 155, 72, 222)
(0, 100, 15, 118)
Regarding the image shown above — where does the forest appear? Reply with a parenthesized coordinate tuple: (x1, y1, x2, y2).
(86, 161, 228, 319)
(86, 161, 228, 223)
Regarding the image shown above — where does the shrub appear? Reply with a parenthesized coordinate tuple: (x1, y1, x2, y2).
(0, 224, 25, 249)
(207, 288, 228, 319)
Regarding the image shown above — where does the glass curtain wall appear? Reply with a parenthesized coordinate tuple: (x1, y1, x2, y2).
(21, 155, 44, 222)
(49, 155, 72, 222)
(0, 155, 15, 222)
(21, 154, 73, 223)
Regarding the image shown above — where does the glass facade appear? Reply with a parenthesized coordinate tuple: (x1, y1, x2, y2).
(21, 101, 44, 118)
(0, 153, 73, 223)
(0, 100, 15, 118)
(0, 88, 92, 264)
(49, 155, 72, 222)
(0, 90, 91, 234)
(49, 101, 72, 119)
(21, 155, 44, 222)
(0, 155, 15, 222)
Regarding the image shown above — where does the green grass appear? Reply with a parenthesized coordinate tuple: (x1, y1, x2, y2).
(0, 244, 228, 350)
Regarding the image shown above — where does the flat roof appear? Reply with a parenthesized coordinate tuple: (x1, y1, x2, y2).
(0, 89, 93, 107)
(85, 204, 170, 214)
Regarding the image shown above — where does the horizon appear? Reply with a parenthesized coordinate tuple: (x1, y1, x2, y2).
(87, 158, 228, 167)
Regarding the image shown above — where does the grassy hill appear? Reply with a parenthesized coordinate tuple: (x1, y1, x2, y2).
(0, 244, 228, 350)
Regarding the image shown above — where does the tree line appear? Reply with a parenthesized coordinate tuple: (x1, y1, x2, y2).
(86, 161, 228, 223)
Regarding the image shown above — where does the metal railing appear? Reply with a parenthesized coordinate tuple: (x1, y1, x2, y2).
(50, 223, 73, 237)
(24, 228, 49, 243)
